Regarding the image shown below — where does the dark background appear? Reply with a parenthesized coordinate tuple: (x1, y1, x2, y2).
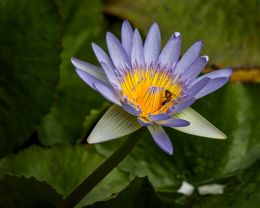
(0, 0, 259, 207)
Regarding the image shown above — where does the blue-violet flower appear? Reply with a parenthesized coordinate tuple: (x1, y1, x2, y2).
(71, 20, 232, 155)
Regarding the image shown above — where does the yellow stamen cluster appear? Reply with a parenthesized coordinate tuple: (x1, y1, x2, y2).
(120, 68, 183, 118)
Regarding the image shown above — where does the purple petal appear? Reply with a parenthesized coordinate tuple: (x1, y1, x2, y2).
(203, 68, 232, 79)
(157, 118, 190, 127)
(192, 68, 232, 86)
(148, 125, 173, 155)
(121, 20, 134, 58)
(181, 56, 208, 81)
(149, 113, 172, 122)
(92, 43, 115, 70)
(100, 62, 121, 90)
(93, 82, 121, 106)
(71, 57, 108, 84)
(75, 68, 101, 90)
(174, 41, 203, 75)
(170, 97, 196, 114)
(131, 29, 145, 68)
(144, 23, 161, 67)
(106, 32, 131, 71)
(157, 32, 181, 69)
(137, 117, 152, 126)
(188, 77, 210, 96)
(121, 101, 140, 116)
(195, 77, 229, 99)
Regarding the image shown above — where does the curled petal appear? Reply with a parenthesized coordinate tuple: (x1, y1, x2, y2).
(173, 108, 227, 139)
(88, 105, 141, 143)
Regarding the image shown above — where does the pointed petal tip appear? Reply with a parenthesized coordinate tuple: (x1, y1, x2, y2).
(197, 40, 203, 46)
(91, 42, 98, 49)
(193, 40, 203, 50)
(71, 57, 77, 65)
(225, 68, 233, 77)
(174, 32, 181, 37)
(202, 55, 209, 62)
(216, 132, 227, 139)
(71, 57, 86, 71)
(122, 20, 131, 27)
(161, 139, 174, 155)
(148, 125, 173, 155)
(106, 31, 111, 38)
(169, 149, 174, 155)
(151, 22, 159, 28)
(180, 120, 190, 127)
(106, 32, 114, 41)
(87, 134, 113, 144)
(162, 144, 174, 155)
(148, 22, 161, 35)
(87, 137, 96, 144)
(133, 28, 140, 34)
(174, 108, 228, 139)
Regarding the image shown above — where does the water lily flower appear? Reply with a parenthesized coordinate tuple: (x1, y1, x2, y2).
(71, 20, 232, 155)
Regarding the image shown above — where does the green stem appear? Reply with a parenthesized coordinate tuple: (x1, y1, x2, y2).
(58, 129, 143, 208)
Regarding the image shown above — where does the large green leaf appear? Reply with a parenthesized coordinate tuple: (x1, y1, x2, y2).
(86, 177, 181, 208)
(96, 130, 183, 190)
(104, 0, 260, 66)
(0, 0, 61, 157)
(189, 160, 260, 208)
(38, 0, 106, 145)
(0, 175, 62, 208)
(0, 144, 131, 207)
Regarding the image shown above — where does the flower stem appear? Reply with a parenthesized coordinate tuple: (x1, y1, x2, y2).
(57, 128, 143, 208)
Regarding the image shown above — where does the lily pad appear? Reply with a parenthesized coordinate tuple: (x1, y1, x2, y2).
(86, 177, 181, 208)
(96, 130, 183, 190)
(38, 0, 106, 145)
(0, 175, 62, 208)
(0, 0, 61, 157)
(0, 144, 131, 207)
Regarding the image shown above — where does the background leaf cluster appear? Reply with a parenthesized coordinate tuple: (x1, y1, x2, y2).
(0, 0, 259, 207)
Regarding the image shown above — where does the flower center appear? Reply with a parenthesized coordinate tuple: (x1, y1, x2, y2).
(120, 68, 183, 118)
